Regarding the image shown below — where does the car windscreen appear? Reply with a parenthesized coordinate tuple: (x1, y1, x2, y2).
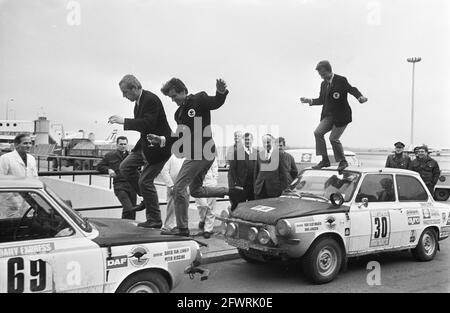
(290, 170, 361, 202)
(45, 185, 92, 233)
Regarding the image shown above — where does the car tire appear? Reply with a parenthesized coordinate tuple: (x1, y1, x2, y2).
(301, 237, 342, 284)
(434, 189, 450, 201)
(116, 271, 170, 293)
(238, 249, 262, 263)
(411, 228, 438, 262)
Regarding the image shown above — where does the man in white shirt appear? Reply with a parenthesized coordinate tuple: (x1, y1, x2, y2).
(0, 134, 38, 177)
(160, 155, 185, 231)
(0, 134, 38, 219)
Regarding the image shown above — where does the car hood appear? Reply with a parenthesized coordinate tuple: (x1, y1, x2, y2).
(231, 197, 349, 225)
(89, 218, 192, 247)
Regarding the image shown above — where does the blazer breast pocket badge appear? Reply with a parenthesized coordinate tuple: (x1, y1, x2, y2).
(332, 92, 341, 100)
(187, 108, 196, 117)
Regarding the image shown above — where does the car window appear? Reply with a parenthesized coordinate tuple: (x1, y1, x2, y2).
(355, 174, 395, 202)
(396, 175, 428, 201)
(0, 191, 75, 243)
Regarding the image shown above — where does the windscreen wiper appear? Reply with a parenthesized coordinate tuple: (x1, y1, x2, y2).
(298, 192, 329, 202)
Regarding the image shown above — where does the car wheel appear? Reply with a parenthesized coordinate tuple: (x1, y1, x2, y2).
(301, 237, 342, 284)
(116, 271, 170, 293)
(411, 228, 438, 262)
(238, 249, 262, 263)
(434, 189, 450, 201)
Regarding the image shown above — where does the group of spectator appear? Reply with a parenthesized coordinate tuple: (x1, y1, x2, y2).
(385, 141, 441, 195)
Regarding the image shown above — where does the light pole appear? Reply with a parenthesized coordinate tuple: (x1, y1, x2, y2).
(5, 98, 14, 119)
(407, 57, 421, 148)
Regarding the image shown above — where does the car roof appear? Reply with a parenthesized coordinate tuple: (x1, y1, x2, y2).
(0, 176, 44, 189)
(303, 166, 421, 176)
(286, 149, 356, 156)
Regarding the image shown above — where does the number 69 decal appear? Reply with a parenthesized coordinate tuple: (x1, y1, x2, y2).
(370, 211, 391, 247)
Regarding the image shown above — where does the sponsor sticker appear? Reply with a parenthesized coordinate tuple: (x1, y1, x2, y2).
(250, 205, 276, 213)
(345, 228, 350, 236)
(442, 213, 446, 223)
(423, 219, 441, 225)
(187, 109, 196, 117)
(422, 208, 431, 219)
(325, 216, 336, 230)
(408, 216, 421, 226)
(106, 255, 128, 269)
(406, 209, 420, 216)
(129, 246, 149, 267)
(409, 230, 417, 243)
(0, 243, 55, 259)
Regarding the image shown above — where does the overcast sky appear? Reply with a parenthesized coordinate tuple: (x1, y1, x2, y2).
(0, 0, 449, 149)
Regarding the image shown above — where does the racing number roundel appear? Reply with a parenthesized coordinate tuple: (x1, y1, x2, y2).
(187, 109, 196, 118)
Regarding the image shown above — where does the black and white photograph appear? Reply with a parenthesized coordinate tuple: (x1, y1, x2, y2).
(0, 0, 449, 298)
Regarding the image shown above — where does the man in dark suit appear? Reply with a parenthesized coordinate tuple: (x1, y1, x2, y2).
(300, 61, 368, 172)
(148, 78, 229, 236)
(97, 136, 136, 220)
(275, 137, 298, 184)
(228, 132, 258, 211)
(109, 75, 172, 228)
(254, 134, 289, 200)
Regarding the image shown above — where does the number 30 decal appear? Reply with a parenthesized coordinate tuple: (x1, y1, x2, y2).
(7, 257, 47, 293)
(370, 212, 391, 247)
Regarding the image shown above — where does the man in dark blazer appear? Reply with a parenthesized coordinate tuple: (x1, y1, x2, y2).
(228, 132, 258, 211)
(301, 61, 368, 172)
(147, 78, 229, 236)
(109, 75, 172, 228)
(254, 134, 289, 199)
(97, 136, 136, 220)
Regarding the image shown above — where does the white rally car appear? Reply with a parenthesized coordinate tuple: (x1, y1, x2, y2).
(220, 167, 450, 284)
(0, 176, 206, 293)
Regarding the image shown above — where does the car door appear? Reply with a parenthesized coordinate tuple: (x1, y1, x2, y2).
(0, 190, 104, 293)
(395, 174, 431, 247)
(348, 174, 403, 254)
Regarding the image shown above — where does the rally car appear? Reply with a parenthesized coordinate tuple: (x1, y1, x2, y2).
(220, 167, 450, 284)
(0, 176, 206, 293)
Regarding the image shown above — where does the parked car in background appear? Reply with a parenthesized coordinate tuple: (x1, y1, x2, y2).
(220, 167, 450, 284)
(435, 170, 450, 201)
(285, 149, 361, 172)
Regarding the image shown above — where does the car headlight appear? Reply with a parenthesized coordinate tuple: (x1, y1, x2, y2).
(257, 229, 271, 245)
(275, 219, 292, 236)
(225, 223, 237, 237)
(439, 176, 446, 182)
(248, 227, 259, 242)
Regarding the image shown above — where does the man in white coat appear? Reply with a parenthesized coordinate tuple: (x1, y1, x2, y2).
(0, 134, 38, 177)
(0, 134, 38, 218)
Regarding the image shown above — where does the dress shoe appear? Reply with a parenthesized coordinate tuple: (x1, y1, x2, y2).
(337, 160, 349, 172)
(131, 202, 146, 212)
(198, 221, 205, 231)
(203, 231, 212, 239)
(312, 160, 331, 169)
(138, 221, 162, 228)
(160, 227, 190, 237)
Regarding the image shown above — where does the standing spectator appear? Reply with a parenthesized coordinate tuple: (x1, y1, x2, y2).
(160, 154, 185, 232)
(195, 159, 219, 239)
(300, 60, 368, 172)
(254, 134, 289, 199)
(276, 137, 298, 184)
(0, 134, 38, 218)
(150, 78, 229, 236)
(0, 134, 37, 177)
(109, 74, 172, 228)
(385, 141, 411, 169)
(408, 145, 440, 195)
(97, 136, 136, 220)
(228, 132, 257, 211)
(225, 131, 243, 167)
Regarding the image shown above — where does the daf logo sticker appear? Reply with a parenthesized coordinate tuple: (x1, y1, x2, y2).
(187, 109, 196, 117)
(332, 92, 340, 99)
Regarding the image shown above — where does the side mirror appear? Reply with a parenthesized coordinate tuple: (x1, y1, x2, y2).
(358, 197, 369, 208)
